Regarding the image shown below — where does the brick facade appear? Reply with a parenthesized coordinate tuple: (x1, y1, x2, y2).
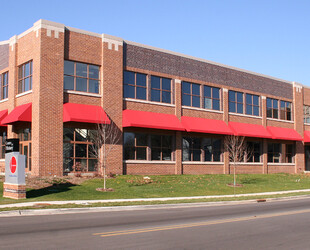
(0, 19, 309, 176)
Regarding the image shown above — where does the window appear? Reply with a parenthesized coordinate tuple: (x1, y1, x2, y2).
(0, 72, 8, 100)
(18, 61, 32, 94)
(123, 71, 147, 100)
(64, 61, 100, 94)
(268, 143, 281, 163)
(280, 101, 292, 121)
(63, 128, 98, 172)
(124, 133, 147, 160)
(0, 131, 6, 159)
(229, 91, 243, 114)
(304, 105, 310, 123)
(19, 128, 32, 170)
(151, 135, 172, 160)
(124, 132, 173, 161)
(246, 141, 261, 162)
(246, 94, 259, 116)
(182, 137, 222, 162)
(204, 86, 220, 110)
(151, 76, 171, 103)
(285, 144, 294, 163)
(267, 98, 278, 119)
(182, 82, 200, 108)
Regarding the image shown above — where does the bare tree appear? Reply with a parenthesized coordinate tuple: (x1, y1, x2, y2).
(224, 135, 252, 194)
(90, 120, 121, 190)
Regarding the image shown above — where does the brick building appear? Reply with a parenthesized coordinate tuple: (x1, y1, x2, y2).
(0, 19, 310, 177)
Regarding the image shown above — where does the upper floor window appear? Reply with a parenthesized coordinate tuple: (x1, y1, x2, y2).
(64, 61, 99, 94)
(267, 98, 292, 120)
(0, 72, 8, 100)
(229, 90, 243, 114)
(204, 86, 220, 110)
(182, 82, 200, 108)
(150, 76, 171, 104)
(18, 61, 32, 94)
(280, 101, 292, 120)
(266, 98, 278, 119)
(304, 105, 310, 123)
(246, 94, 259, 116)
(123, 71, 146, 100)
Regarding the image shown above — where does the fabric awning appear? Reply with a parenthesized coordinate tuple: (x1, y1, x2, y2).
(267, 126, 303, 141)
(123, 110, 185, 131)
(229, 121, 272, 139)
(63, 103, 110, 124)
(181, 116, 233, 135)
(0, 109, 8, 127)
(1, 103, 32, 125)
(304, 131, 310, 142)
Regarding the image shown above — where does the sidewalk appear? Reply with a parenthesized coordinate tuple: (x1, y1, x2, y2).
(1, 188, 310, 209)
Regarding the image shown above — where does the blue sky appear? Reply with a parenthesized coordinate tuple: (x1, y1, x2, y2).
(1, 0, 309, 86)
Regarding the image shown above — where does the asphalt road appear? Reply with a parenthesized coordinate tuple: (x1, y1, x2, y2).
(1, 198, 310, 249)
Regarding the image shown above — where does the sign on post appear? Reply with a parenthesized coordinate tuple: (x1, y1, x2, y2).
(3, 138, 26, 199)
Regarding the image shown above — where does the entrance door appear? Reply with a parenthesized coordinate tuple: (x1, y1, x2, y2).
(305, 146, 310, 171)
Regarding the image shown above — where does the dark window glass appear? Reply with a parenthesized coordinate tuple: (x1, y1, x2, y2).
(136, 73, 146, 86)
(1, 72, 9, 100)
(89, 80, 99, 94)
(123, 71, 146, 100)
(229, 90, 243, 114)
(268, 143, 281, 163)
(76, 78, 87, 92)
(124, 71, 135, 85)
(204, 86, 220, 110)
(64, 61, 74, 75)
(182, 82, 201, 108)
(76, 63, 87, 77)
(151, 89, 160, 102)
(151, 76, 172, 103)
(246, 94, 259, 116)
(89, 65, 99, 79)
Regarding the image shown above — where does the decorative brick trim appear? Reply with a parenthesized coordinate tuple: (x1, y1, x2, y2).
(102, 34, 123, 51)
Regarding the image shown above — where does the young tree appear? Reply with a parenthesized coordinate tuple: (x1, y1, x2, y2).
(90, 120, 121, 190)
(224, 135, 251, 194)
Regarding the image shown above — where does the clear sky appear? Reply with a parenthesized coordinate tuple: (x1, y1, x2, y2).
(1, 0, 309, 86)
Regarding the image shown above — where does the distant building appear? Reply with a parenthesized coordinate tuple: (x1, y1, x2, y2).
(0, 19, 309, 176)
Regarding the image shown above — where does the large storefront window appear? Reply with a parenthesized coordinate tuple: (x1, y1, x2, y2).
(19, 128, 31, 170)
(124, 132, 173, 161)
(182, 137, 222, 162)
(63, 128, 98, 173)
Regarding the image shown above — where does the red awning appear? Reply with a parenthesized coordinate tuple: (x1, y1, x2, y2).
(0, 109, 8, 127)
(63, 103, 110, 124)
(304, 131, 310, 142)
(267, 126, 303, 141)
(1, 103, 32, 125)
(123, 110, 185, 131)
(181, 116, 233, 135)
(229, 121, 272, 139)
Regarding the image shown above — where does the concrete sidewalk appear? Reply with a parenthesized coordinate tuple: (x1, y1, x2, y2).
(1, 188, 310, 209)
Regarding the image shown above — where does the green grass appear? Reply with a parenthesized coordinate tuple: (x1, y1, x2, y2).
(1, 173, 310, 205)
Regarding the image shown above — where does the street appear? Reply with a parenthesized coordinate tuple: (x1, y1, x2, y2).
(1, 197, 310, 249)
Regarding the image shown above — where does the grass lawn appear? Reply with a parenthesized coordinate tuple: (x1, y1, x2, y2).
(1, 173, 310, 205)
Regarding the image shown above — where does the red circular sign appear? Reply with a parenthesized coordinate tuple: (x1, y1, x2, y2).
(10, 157, 17, 174)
